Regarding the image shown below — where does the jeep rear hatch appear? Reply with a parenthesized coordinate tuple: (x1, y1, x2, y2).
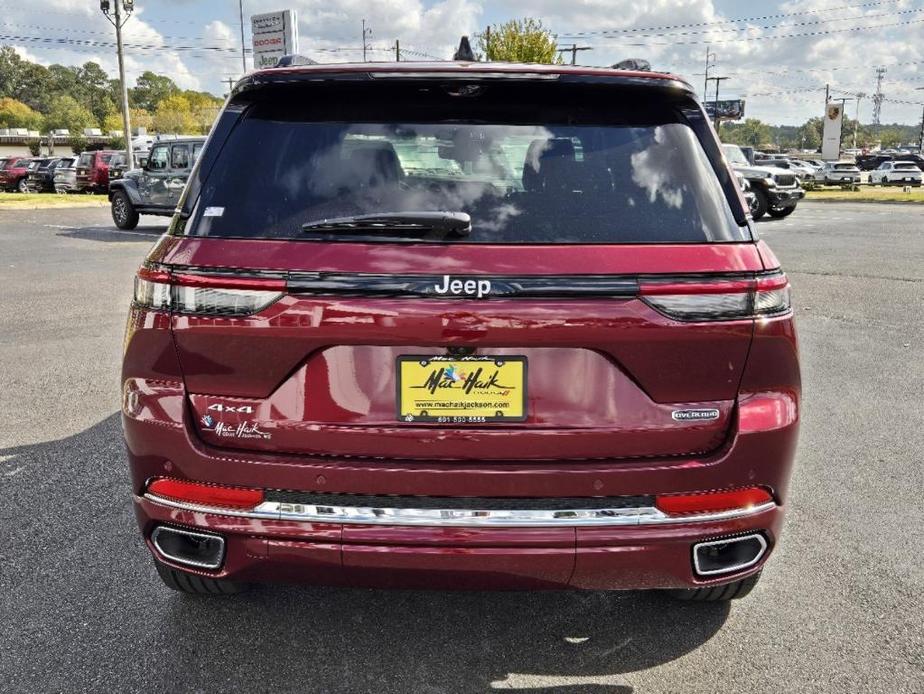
(150, 75, 782, 461)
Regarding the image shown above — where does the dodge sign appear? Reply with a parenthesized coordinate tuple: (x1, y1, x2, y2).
(251, 10, 299, 69)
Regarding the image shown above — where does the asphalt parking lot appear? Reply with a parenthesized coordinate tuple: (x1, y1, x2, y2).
(1, 203, 922, 693)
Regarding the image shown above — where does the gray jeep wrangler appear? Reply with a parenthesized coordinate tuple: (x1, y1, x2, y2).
(109, 137, 206, 230)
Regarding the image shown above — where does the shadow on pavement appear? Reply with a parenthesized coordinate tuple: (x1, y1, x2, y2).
(1, 414, 729, 693)
(56, 225, 165, 243)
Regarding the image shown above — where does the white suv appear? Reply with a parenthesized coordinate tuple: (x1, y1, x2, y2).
(870, 161, 922, 186)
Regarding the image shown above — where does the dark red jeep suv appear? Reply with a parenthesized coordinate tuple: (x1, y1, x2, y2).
(123, 62, 799, 600)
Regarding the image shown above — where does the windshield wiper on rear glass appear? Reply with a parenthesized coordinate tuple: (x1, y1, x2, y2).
(301, 211, 472, 242)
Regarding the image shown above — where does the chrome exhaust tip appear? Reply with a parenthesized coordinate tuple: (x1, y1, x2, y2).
(151, 526, 225, 570)
(693, 533, 767, 577)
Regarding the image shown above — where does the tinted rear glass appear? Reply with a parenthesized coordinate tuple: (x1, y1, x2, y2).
(189, 88, 745, 244)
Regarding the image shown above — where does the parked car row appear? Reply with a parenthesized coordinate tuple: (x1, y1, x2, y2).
(722, 144, 805, 219)
(0, 149, 152, 194)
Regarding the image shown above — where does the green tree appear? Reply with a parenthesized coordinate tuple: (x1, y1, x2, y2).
(152, 93, 196, 134)
(0, 97, 44, 130)
(77, 62, 117, 123)
(68, 134, 88, 155)
(476, 18, 562, 64)
(102, 110, 124, 135)
(722, 118, 772, 147)
(878, 128, 903, 148)
(182, 90, 223, 134)
(130, 71, 179, 112)
(44, 95, 96, 135)
(130, 107, 153, 133)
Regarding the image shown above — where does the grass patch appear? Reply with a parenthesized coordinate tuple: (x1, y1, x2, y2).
(0, 193, 109, 209)
(805, 185, 924, 203)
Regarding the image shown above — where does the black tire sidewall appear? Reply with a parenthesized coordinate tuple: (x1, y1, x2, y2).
(111, 191, 139, 230)
(752, 189, 769, 220)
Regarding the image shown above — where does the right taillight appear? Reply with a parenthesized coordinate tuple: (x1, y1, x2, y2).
(133, 266, 285, 316)
(639, 272, 791, 321)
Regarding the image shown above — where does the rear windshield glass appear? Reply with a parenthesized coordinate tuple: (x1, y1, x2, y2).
(834, 163, 856, 170)
(894, 163, 917, 170)
(189, 94, 745, 244)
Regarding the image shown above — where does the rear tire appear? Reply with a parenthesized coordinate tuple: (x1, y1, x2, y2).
(111, 190, 139, 230)
(154, 560, 247, 595)
(669, 571, 761, 601)
(752, 189, 769, 220)
(16, 178, 28, 193)
(768, 205, 795, 219)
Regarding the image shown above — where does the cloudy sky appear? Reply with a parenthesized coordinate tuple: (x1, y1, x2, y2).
(1, 0, 922, 125)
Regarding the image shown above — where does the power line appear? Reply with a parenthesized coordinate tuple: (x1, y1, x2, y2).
(576, 16, 924, 47)
(558, 5, 920, 41)
(555, 0, 902, 37)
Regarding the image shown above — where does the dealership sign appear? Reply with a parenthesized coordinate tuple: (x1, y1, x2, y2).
(704, 99, 746, 121)
(821, 102, 844, 161)
(251, 10, 299, 69)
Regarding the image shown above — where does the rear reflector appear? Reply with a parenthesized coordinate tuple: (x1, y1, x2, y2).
(146, 478, 264, 510)
(654, 487, 773, 515)
(133, 268, 284, 316)
(639, 273, 790, 321)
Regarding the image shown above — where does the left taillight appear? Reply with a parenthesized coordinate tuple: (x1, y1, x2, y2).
(639, 272, 791, 321)
(133, 267, 285, 316)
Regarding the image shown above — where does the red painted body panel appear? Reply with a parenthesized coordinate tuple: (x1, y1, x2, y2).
(152, 236, 766, 275)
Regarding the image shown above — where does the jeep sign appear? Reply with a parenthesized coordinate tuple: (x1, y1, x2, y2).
(251, 10, 299, 70)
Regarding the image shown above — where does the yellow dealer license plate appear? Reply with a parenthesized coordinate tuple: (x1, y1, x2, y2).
(397, 356, 527, 423)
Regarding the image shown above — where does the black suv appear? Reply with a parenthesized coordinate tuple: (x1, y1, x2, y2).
(109, 137, 206, 229)
(27, 157, 74, 193)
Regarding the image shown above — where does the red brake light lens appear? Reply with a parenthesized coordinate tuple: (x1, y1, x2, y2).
(146, 478, 264, 510)
(655, 487, 773, 515)
(133, 267, 284, 316)
(639, 273, 790, 321)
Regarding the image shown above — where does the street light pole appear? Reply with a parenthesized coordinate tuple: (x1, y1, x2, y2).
(101, 0, 134, 168)
(703, 46, 716, 102)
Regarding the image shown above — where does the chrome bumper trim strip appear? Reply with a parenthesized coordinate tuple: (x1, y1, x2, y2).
(143, 494, 776, 528)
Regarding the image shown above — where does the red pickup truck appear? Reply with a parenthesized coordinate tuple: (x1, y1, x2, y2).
(0, 156, 33, 192)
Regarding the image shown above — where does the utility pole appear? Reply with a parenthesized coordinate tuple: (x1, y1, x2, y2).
(703, 46, 716, 102)
(916, 88, 924, 153)
(872, 67, 886, 125)
(100, 0, 134, 168)
(557, 44, 593, 65)
(707, 75, 730, 131)
(852, 93, 865, 152)
(395, 39, 400, 61)
(238, 0, 247, 73)
(361, 19, 372, 62)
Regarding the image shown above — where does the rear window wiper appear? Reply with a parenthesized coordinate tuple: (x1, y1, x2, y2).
(302, 211, 471, 241)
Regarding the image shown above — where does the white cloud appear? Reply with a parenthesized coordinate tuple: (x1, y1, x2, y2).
(0, 0, 920, 124)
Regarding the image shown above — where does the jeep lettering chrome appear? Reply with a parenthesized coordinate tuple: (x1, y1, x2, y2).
(433, 275, 492, 298)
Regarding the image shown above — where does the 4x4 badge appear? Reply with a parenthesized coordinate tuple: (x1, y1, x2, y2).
(671, 409, 720, 422)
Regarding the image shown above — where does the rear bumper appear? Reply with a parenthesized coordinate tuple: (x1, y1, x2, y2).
(134, 495, 782, 590)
